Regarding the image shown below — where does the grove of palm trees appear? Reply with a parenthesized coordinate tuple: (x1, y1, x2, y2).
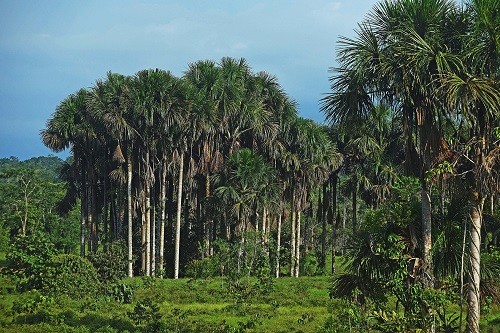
(0, 0, 498, 332)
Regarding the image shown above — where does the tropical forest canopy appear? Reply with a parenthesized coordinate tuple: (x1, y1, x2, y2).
(0, 0, 499, 332)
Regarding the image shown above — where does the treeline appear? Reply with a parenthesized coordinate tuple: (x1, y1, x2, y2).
(41, 57, 342, 279)
(0, 156, 79, 252)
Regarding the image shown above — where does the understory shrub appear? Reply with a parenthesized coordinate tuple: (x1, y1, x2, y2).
(106, 282, 134, 304)
(185, 232, 273, 281)
(5, 232, 58, 290)
(88, 240, 128, 283)
(39, 254, 99, 297)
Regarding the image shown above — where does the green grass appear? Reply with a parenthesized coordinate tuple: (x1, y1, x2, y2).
(1, 253, 499, 333)
(0, 271, 333, 333)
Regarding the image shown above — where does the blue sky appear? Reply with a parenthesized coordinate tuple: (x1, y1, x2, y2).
(0, 0, 379, 160)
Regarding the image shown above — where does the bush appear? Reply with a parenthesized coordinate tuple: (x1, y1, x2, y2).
(39, 254, 100, 297)
(88, 241, 128, 283)
(301, 252, 320, 276)
(5, 233, 58, 290)
(106, 282, 134, 304)
(127, 298, 163, 332)
(185, 257, 220, 279)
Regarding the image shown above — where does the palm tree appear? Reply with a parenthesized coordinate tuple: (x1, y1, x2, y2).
(87, 72, 136, 276)
(41, 88, 96, 257)
(440, 2, 499, 330)
(281, 118, 341, 277)
(183, 60, 222, 258)
(322, 0, 459, 286)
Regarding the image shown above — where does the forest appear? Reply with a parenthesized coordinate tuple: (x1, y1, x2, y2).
(0, 0, 499, 332)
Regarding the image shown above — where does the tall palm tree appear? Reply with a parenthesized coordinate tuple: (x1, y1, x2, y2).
(322, 0, 459, 286)
(41, 88, 96, 257)
(87, 72, 136, 275)
(440, 2, 499, 331)
(281, 118, 341, 277)
(183, 60, 222, 257)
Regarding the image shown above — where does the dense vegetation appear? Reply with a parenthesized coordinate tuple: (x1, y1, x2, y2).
(0, 0, 499, 332)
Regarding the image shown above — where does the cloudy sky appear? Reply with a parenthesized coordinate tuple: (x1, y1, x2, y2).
(0, 0, 379, 160)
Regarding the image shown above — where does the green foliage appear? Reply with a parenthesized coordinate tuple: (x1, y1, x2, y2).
(127, 298, 162, 332)
(301, 252, 321, 276)
(106, 282, 134, 304)
(329, 187, 461, 332)
(186, 233, 273, 281)
(0, 163, 79, 254)
(493, 127, 500, 140)
(5, 233, 58, 290)
(88, 241, 128, 283)
(11, 290, 54, 316)
(320, 298, 370, 333)
(1, 268, 500, 333)
(0, 219, 9, 252)
(481, 250, 500, 303)
(185, 256, 220, 279)
(39, 254, 100, 297)
(425, 161, 453, 184)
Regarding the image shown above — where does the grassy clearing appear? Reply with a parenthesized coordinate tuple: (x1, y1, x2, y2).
(1, 256, 499, 332)
(0, 273, 332, 333)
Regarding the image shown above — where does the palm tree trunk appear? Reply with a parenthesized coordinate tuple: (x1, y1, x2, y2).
(290, 210, 296, 277)
(352, 181, 357, 232)
(460, 214, 467, 332)
(295, 211, 301, 277)
(103, 177, 108, 251)
(145, 151, 151, 276)
(319, 184, 326, 272)
(467, 193, 483, 333)
(89, 181, 98, 253)
(127, 146, 133, 277)
(330, 172, 338, 274)
(205, 173, 213, 256)
(174, 152, 184, 279)
(276, 212, 282, 278)
(151, 194, 156, 276)
(422, 180, 433, 287)
(80, 167, 87, 257)
(262, 207, 268, 256)
(141, 200, 146, 274)
(159, 160, 167, 277)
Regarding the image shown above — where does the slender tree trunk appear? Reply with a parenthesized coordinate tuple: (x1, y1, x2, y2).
(319, 187, 326, 271)
(352, 181, 357, 232)
(174, 152, 184, 279)
(205, 173, 213, 256)
(159, 160, 167, 276)
(151, 195, 156, 276)
(330, 172, 338, 274)
(262, 208, 268, 256)
(141, 200, 146, 274)
(103, 177, 108, 251)
(295, 211, 301, 277)
(127, 147, 133, 277)
(331, 209, 339, 275)
(145, 151, 151, 276)
(422, 180, 433, 287)
(290, 210, 296, 277)
(276, 212, 282, 278)
(467, 193, 483, 333)
(118, 188, 125, 239)
(460, 214, 467, 332)
(89, 181, 98, 253)
(80, 186, 86, 257)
